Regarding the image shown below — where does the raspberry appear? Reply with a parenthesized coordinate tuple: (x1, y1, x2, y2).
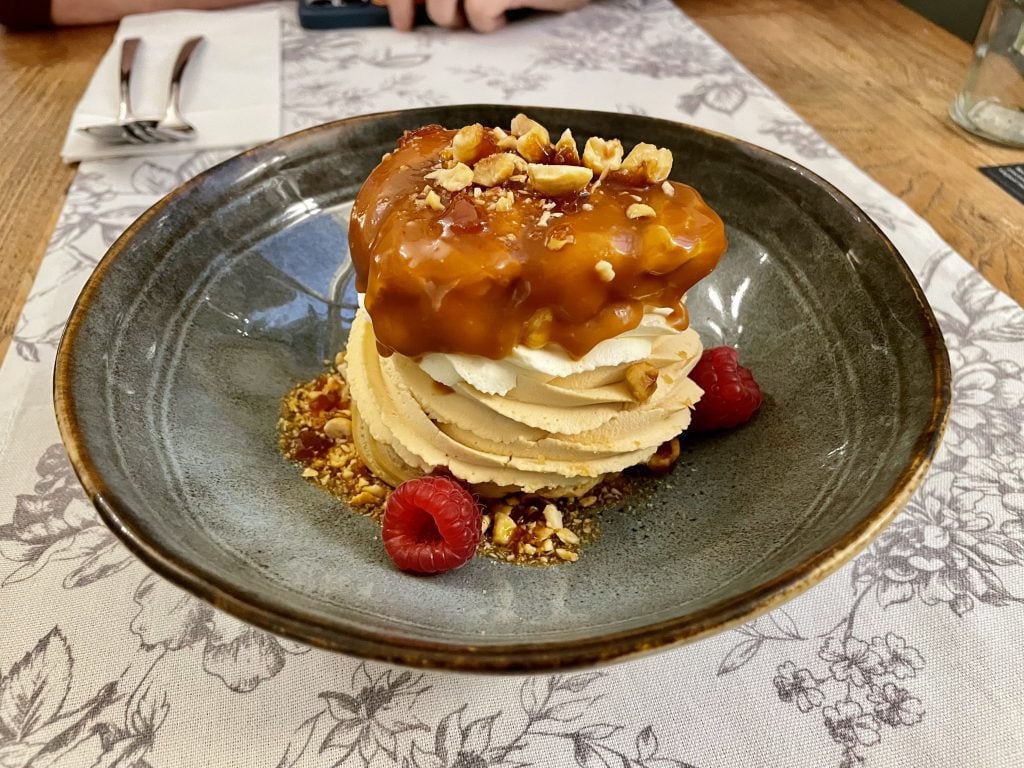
(689, 346, 762, 432)
(382, 476, 481, 574)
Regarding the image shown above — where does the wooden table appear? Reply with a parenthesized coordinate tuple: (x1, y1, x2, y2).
(1, 0, 1022, 364)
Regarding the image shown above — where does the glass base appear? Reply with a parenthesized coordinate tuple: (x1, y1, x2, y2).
(950, 95, 1024, 148)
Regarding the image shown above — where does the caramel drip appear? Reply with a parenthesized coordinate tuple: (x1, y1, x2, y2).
(349, 125, 727, 360)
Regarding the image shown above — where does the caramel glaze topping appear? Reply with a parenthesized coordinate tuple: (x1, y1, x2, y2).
(349, 124, 727, 360)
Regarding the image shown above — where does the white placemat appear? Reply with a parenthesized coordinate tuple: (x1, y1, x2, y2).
(4, 1, 1024, 766)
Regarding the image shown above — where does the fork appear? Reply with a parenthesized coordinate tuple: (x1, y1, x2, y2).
(78, 38, 165, 144)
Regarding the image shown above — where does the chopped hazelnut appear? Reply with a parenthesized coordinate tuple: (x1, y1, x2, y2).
(472, 153, 518, 187)
(625, 360, 659, 402)
(554, 129, 580, 164)
(546, 234, 575, 251)
(302, 467, 318, 478)
(527, 163, 593, 196)
(582, 137, 624, 174)
(494, 189, 515, 212)
(517, 125, 552, 163)
(350, 491, 378, 507)
(452, 123, 486, 164)
(620, 143, 673, 183)
(510, 113, 544, 137)
(364, 484, 387, 498)
(324, 416, 352, 439)
(524, 308, 553, 348)
(424, 188, 444, 211)
(594, 260, 615, 282)
(661, 180, 675, 196)
(647, 437, 681, 473)
(555, 548, 579, 562)
(425, 162, 474, 192)
(492, 511, 516, 545)
(626, 203, 657, 219)
(533, 525, 555, 541)
(555, 528, 580, 545)
(542, 503, 563, 530)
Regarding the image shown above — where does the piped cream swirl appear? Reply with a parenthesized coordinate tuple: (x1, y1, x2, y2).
(346, 306, 703, 496)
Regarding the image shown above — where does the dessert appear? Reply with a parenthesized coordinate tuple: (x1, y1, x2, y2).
(280, 113, 749, 571)
(345, 115, 726, 496)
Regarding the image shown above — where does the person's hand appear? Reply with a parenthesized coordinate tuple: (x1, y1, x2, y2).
(377, 0, 588, 33)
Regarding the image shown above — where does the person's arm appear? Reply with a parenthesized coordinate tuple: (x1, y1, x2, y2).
(51, 0, 259, 25)
(382, 0, 588, 33)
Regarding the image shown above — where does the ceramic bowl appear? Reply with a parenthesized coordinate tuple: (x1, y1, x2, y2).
(54, 106, 950, 671)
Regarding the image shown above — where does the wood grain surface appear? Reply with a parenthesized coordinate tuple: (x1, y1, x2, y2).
(0, 24, 112, 364)
(684, 0, 1024, 299)
(1, 0, 1022, 365)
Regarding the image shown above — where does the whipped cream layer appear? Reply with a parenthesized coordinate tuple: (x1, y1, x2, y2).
(346, 306, 704, 497)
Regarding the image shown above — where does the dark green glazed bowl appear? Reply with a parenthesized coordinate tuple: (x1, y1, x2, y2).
(54, 106, 950, 672)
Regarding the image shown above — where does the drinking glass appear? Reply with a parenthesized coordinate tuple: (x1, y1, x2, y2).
(950, 0, 1024, 147)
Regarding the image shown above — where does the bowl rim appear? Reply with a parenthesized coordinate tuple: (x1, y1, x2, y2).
(53, 105, 952, 673)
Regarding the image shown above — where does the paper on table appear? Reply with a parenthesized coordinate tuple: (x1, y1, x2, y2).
(60, 7, 281, 163)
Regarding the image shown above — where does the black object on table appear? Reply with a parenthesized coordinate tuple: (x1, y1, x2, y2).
(980, 164, 1024, 206)
(298, 0, 533, 29)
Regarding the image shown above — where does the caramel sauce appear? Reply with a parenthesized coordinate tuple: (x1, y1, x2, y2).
(349, 125, 727, 360)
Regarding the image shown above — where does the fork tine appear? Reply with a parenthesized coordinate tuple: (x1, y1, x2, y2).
(143, 123, 190, 144)
(120, 126, 146, 145)
(126, 123, 164, 144)
(147, 128, 187, 143)
(142, 127, 175, 143)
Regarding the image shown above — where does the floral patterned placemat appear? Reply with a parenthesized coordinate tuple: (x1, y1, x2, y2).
(3, 2, 1023, 766)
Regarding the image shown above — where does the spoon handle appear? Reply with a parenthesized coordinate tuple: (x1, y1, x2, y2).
(163, 36, 205, 126)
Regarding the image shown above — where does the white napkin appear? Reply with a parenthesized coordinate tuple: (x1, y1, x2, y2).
(61, 7, 282, 163)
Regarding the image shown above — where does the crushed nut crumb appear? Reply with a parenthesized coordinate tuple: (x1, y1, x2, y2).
(542, 503, 563, 530)
(424, 188, 444, 211)
(324, 416, 352, 439)
(546, 234, 574, 250)
(594, 260, 615, 282)
(626, 203, 657, 219)
(494, 189, 515, 212)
